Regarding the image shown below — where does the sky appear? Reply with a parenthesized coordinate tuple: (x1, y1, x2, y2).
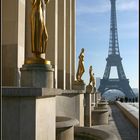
(76, 0, 139, 89)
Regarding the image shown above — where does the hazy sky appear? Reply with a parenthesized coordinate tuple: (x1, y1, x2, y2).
(76, 0, 138, 88)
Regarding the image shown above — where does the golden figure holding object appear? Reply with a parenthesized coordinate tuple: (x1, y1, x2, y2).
(25, 0, 50, 64)
(76, 48, 85, 82)
(88, 65, 95, 87)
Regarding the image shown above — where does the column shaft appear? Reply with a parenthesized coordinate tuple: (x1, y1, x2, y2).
(25, 0, 32, 59)
(71, 0, 76, 84)
(84, 94, 92, 127)
(46, 0, 58, 88)
(2, 0, 25, 86)
(58, 0, 66, 89)
(66, 0, 72, 89)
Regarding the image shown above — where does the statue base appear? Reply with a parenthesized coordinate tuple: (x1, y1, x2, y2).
(86, 85, 96, 94)
(86, 85, 93, 94)
(72, 81, 86, 90)
(20, 62, 54, 88)
(25, 57, 51, 65)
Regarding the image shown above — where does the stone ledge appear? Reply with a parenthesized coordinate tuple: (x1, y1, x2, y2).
(2, 87, 86, 97)
(2, 87, 62, 97)
(62, 89, 85, 93)
(116, 101, 138, 128)
(20, 63, 54, 71)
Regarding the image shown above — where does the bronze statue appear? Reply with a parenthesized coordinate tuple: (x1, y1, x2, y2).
(76, 48, 85, 82)
(89, 66, 95, 87)
(31, 0, 49, 58)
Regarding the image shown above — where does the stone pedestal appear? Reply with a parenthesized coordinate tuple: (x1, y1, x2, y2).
(96, 100, 108, 109)
(84, 85, 93, 127)
(95, 92, 100, 107)
(86, 85, 92, 93)
(92, 99, 109, 125)
(91, 93, 96, 109)
(92, 109, 109, 125)
(2, 87, 60, 140)
(20, 63, 54, 88)
(84, 93, 91, 127)
(56, 116, 79, 140)
(72, 81, 86, 90)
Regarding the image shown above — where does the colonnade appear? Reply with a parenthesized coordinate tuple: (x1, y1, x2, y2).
(2, 0, 76, 89)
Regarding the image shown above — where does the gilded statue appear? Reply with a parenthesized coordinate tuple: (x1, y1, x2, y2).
(31, 0, 49, 58)
(88, 66, 95, 87)
(76, 48, 85, 82)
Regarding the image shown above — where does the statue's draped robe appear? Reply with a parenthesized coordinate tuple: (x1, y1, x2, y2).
(76, 53, 85, 81)
(31, 0, 48, 55)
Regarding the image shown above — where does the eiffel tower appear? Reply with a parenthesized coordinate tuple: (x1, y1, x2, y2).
(98, 0, 136, 98)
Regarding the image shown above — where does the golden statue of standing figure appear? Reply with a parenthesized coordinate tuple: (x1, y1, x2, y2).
(88, 65, 95, 87)
(26, 0, 50, 64)
(76, 48, 85, 82)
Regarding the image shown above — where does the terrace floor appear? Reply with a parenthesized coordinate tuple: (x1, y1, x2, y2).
(92, 104, 138, 140)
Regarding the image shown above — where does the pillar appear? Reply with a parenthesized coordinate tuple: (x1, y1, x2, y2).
(58, 0, 66, 89)
(91, 93, 96, 107)
(2, 0, 25, 86)
(84, 93, 92, 127)
(71, 0, 76, 83)
(46, 0, 58, 88)
(95, 92, 98, 106)
(66, 0, 72, 89)
(25, 0, 32, 59)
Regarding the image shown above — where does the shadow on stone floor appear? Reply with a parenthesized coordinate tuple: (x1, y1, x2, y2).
(110, 105, 138, 140)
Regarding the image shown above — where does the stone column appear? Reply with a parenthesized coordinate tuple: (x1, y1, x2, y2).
(71, 0, 76, 83)
(66, 0, 72, 89)
(91, 93, 96, 109)
(84, 93, 91, 127)
(95, 92, 98, 107)
(92, 93, 96, 103)
(25, 0, 32, 59)
(58, 0, 66, 89)
(84, 85, 93, 127)
(46, 0, 58, 88)
(2, 0, 25, 86)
